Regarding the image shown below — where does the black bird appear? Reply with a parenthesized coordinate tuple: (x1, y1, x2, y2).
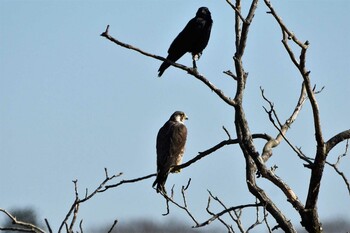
(153, 111, 188, 193)
(158, 7, 213, 77)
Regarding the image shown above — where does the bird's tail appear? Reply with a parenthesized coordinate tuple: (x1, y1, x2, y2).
(158, 61, 171, 77)
(157, 52, 184, 77)
(152, 171, 168, 193)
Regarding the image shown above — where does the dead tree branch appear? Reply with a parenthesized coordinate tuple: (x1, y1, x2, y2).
(57, 169, 123, 233)
(261, 83, 310, 164)
(206, 190, 238, 232)
(325, 129, 350, 154)
(226, 0, 246, 23)
(158, 179, 200, 226)
(228, 0, 300, 232)
(44, 219, 52, 233)
(174, 133, 272, 172)
(0, 208, 46, 233)
(205, 190, 269, 232)
(246, 201, 269, 233)
(100, 25, 237, 107)
(325, 139, 350, 195)
(262, 0, 350, 231)
(197, 201, 262, 228)
(99, 173, 156, 191)
(107, 219, 118, 233)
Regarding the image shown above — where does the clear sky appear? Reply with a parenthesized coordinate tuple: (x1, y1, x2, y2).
(1, 0, 349, 232)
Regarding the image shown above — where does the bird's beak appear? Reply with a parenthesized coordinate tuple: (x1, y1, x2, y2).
(185, 115, 189, 120)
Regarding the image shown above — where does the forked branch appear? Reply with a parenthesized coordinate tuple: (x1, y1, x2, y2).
(261, 83, 310, 163)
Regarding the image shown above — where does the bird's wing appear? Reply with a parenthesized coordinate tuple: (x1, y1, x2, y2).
(158, 19, 196, 77)
(168, 16, 212, 57)
(156, 121, 187, 173)
(167, 18, 197, 60)
(156, 121, 174, 173)
(189, 17, 213, 54)
(168, 122, 187, 164)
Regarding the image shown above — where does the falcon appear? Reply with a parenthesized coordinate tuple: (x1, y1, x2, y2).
(158, 7, 213, 77)
(153, 111, 188, 193)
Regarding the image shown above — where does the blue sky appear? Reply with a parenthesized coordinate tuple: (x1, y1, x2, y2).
(1, 0, 349, 231)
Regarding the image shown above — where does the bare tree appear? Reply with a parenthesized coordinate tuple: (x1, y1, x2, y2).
(1, 1, 349, 233)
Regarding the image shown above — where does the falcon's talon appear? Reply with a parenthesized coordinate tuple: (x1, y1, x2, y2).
(172, 168, 182, 173)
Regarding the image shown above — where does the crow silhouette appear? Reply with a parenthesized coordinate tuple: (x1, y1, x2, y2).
(158, 7, 213, 77)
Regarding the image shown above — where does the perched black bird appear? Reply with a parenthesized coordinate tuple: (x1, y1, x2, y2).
(153, 111, 188, 193)
(158, 7, 213, 77)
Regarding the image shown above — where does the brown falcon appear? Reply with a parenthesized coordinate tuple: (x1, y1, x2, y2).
(153, 111, 188, 193)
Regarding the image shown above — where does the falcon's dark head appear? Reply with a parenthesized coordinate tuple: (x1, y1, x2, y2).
(170, 111, 188, 124)
(196, 7, 211, 19)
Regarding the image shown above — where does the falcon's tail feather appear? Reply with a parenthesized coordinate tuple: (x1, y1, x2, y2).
(152, 172, 168, 193)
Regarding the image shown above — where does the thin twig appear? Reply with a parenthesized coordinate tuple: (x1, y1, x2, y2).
(325, 139, 350, 195)
(263, 206, 272, 233)
(58, 170, 123, 233)
(222, 126, 232, 139)
(207, 190, 244, 232)
(107, 219, 118, 233)
(69, 180, 80, 232)
(196, 203, 263, 228)
(206, 196, 234, 233)
(79, 219, 83, 233)
(159, 181, 199, 226)
(246, 199, 268, 232)
(44, 219, 52, 233)
(100, 173, 156, 191)
(223, 70, 238, 80)
(226, 0, 246, 23)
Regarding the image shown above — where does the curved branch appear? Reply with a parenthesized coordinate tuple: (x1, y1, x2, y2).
(158, 180, 199, 225)
(100, 25, 237, 107)
(196, 203, 262, 228)
(326, 139, 350, 195)
(325, 129, 350, 154)
(173, 133, 272, 171)
(261, 83, 309, 163)
(101, 134, 272, 192)
(100, 173, 156, 191)
(325, 160, 350, 196)
(0, 208, 46, 233)
(58, 170, 123, 232)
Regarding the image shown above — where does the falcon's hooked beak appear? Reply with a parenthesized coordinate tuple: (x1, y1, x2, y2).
(179, 113, 188, 123)
(183, 114, 189, 121)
